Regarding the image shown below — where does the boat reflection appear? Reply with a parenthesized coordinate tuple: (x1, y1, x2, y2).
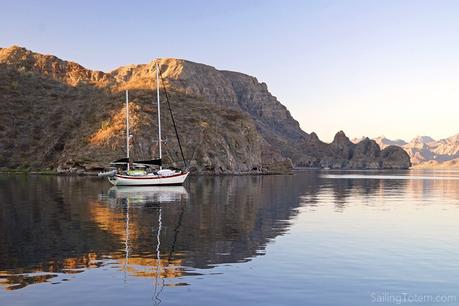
(113, 186, 189, 304)
(107, 185, 189, 205)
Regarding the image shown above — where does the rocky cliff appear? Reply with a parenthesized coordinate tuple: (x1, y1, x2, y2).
(0, 46, 411, 174)
(309, 132, 411, 169)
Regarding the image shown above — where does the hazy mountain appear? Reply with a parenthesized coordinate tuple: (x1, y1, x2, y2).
(409, 135, 436, 145)
(373, 136, 408, 149)
(0, 46, 411, 173)
(366, 134, 459, 168)
(403, 134, 459, 166)
(413, 158, 459, 169)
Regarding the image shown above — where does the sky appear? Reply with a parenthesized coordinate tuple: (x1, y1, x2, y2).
(1, 0, 458, 142)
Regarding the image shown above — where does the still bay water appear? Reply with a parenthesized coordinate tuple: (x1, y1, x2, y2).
(0, 170, 458, 306)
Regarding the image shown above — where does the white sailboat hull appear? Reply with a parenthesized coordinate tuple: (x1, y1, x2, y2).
(108, 172, 189, 186)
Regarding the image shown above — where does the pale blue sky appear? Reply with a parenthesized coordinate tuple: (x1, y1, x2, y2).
(1, 0, 458, 142)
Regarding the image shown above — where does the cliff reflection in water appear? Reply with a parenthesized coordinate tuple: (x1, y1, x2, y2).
(2, 171, 456, 291)
(0, 174, 306, 290)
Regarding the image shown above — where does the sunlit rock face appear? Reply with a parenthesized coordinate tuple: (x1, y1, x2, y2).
(403, 134, 459, 167)
(0, 46, 410, 173)
(369, 134, 459, 168)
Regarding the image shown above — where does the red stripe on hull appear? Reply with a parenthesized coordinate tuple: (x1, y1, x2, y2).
(115, 172, 188, 180)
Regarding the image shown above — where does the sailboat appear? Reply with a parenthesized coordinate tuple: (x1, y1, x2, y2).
(106, 61, 189, 186)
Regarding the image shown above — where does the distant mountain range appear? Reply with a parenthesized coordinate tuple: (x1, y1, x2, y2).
(353, 134, 459, 168)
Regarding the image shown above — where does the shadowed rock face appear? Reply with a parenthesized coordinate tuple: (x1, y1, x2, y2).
(311, 132, 411, 169)
(0, 46, 410, 173)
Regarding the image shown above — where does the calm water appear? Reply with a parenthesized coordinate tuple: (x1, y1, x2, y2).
(1, 171, 459, 306)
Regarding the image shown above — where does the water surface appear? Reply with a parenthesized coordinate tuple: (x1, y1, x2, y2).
(1, 170, 458, 305)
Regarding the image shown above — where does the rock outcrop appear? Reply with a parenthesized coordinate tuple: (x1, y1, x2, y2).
(314, 132, 411, 169)
(0, 46, 411, 174)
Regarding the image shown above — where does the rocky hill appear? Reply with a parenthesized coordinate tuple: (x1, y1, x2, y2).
(403, 134, 459, 167)
(314, 132, 410, 169)
(412, 158, 459, 169)
(362, 134, 459, 168)
(0, 46, 411, 174)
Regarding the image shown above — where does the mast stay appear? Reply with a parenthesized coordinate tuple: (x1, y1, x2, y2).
(156, 62, 162, 170)
(157, 62, 188, 168)
(126, 90, 130, 171)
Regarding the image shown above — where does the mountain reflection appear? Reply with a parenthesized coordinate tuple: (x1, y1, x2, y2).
(0, 175, 305, 290)
(2, 171, 457, 291)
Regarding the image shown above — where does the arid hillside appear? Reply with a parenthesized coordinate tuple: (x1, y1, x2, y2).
(0, 46, 411, 173)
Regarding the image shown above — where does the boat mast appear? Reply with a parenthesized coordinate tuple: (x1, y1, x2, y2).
(156, 61, 162, 170)
(126, 90, 130, 171)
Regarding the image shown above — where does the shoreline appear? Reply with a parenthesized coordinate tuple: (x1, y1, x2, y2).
(4, 166, 457, 177)
(0, 169, 294, 177)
